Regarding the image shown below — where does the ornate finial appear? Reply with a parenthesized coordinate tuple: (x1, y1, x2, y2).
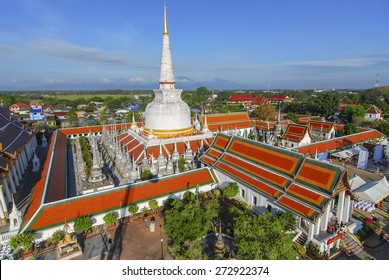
(163, 1, 168, 35)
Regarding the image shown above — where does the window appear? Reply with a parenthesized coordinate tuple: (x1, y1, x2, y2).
(241, 189, 245, 198)
(266, 204, 272, 212)
(252, 196, 258, 206)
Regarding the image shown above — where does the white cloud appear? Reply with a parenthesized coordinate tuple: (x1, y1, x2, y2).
(101, 78, 112, 83)
(129, 76, 145, 82)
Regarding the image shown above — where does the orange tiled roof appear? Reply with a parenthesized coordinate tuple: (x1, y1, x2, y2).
(295, 130, 385, 155)
(281, 123, 310, 142)
(227, 94, 253, 102)
(24, 168, 217, 231)
(252, 96, 269, 105)
(308, 121, 334, 132)
(60, 124, 133, 135)
(200, 113, 253, 132)
(200, 133, 345, 222)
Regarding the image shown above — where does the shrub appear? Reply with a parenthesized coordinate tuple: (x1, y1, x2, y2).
(223, 183, 239, 199)
(213, 189, 221, 198)
(148, 199, 158, 211)
(178, 157, 186, 172)
(73, 215, 93, 233)
(128, 204, 139, 215)
(183, 191, 195, 202)
(9, 232, 35, 251)
(103, 212, 117, 226)
(51, 230, 63, 244)
(141, 169, 153, 181)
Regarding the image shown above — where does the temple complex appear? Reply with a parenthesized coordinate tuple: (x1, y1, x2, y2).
(0, 4, 387, 260)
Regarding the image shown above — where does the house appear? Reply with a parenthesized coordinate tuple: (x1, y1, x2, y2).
(307, 121, 336, 141)
(280, 123, 312, 148)
(251, 96, 269, 108)
(9, 103, 31, 114)
(226, 94, 253, 107)
(29, 108, 45, 122)
(365, 105, 383, 121)
(200, 133, 353, 254)
(267, 95, 291, 105)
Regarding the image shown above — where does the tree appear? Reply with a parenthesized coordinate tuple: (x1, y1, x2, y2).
(103, 212, 117, 226)
(233, 211, 297, 260)
(141, 169, 153, 180)
(73, 215, 93, 233)
(376, 121, 389, 136)
(183, 191, 195, 202)
(284, 112, 299, 123)
(223, 183, 239, 199)
(67, 109, 78, 127)
(9, 232, 35, 251)
(51, 230, 63, 244)
(250, 104, 277, 120)
(341, 123, 359, 135)
(99, 107, 109, 124)
(128, 204, 139, 215)
(164, 200, 219, 244)
(314, 92, 340, 117)
(340, 105, 366, 123)
(168, 239, 208, 260)
(148, 199, 158, 211)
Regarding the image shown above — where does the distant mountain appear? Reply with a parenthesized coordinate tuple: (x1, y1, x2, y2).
(0, 77, 262, 91)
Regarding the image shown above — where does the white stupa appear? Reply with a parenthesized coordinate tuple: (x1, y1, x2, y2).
(144, 4, 193, 138)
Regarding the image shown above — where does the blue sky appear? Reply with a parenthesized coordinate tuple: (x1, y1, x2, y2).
(0, 0, 388, 90)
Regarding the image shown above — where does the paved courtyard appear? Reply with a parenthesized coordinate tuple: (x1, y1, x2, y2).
(109, 215, 172, 260)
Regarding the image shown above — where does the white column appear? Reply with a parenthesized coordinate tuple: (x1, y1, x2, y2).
(314, 217, 321, 235)
(2, 179, 12, 203)
(336, 190, 345, 223)
(21, 149, 28, 170)
(297, 216, 302, 228)
(308, 222, 314, 241)
(342, 195, 351, 223)
(7, 172, 16, 193)
(32, 135, 37, 148)
(11, 166, 19, 188)
(321, 203, 331, 231)
(0, 198, 5, 220)
(0, 187, 8, 213)
(26, 141, 33, 159)
(15, 157, 23, 180)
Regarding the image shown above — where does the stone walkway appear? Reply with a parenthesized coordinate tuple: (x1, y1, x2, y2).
(109, 215, 172, 260)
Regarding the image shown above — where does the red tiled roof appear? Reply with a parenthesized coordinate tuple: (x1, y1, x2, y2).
(337, 104, 358, 111)
(308, 121, 334, 132)
(60, 124, 133, 135)
(228, 138, 302, 177)
(295, 130, 385, 155)
(252, 96, 268, 105)
(227, 94, 253, 102)
(278, 196, 318, 219)
(212, 134, 231, 151)
(215, 161, 281, 199)
(200, 134, 346, 222)
(24, 168, 217, 231)
(281, 124, 309, 142)
(200, 113, 253, 132)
